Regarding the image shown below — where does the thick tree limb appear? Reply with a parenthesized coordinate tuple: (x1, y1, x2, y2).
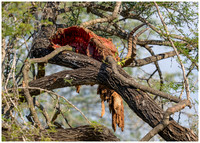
(26, 51, 197, 141)
(2, 125, 120, 141)
(29, 51, 179, 103)
(27, 67, 98, 96)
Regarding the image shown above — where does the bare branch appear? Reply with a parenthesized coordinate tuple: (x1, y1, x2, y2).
(22, 46, 73, 130)
(30, 46, 73, 64)
(19, 86, 92, 125)
(35, 100, 51, 127)
(144, 45, 164, 98)
(80, 2, 121, 27)
(123, 25, 149, 67)
(106, 56, 180, 103)
(129, 50, 176, 67)
(154, 2, 190, 100)
(23, 68, 43, 130)
(26, 51, 180, 103)
(90, 24, 194, 50)
(141, 99, 191, 141)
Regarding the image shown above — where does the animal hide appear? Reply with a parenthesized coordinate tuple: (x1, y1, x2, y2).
(49, 26, 124, 131)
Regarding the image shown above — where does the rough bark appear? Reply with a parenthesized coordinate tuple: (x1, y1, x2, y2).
(2, 125, 120, 141)
(25, 2, 197, 141)
(26, 51, 198, 141)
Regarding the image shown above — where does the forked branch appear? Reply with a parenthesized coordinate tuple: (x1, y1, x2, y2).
(122, 25, 149, 67)
(125, 24, 145, 59)
(22, 46, 72, 129)
(80, 2, 121, 27)
(141, 99, 191, 141)
(154, 2, 190, 100)
(106, 56, 180, 103)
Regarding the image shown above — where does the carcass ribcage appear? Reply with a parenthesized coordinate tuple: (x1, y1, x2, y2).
(49, 26, 124, 131)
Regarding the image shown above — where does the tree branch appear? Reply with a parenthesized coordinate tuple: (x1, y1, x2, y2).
(23, 50, 197, 141)
(23, 62, 43, 130)
(90, 25, 191, 48)
(154, 2, 190, 100)
(2, 125, 120, 141)
(22, 46, 73, 130)
(141, 99, 191, 141)
(129, 50, 176, 67)
(80, 2, 196, 46)
(144, 45, 164, 92)
(123, 25, 149, 67)
(28, 51, 180, 103)
(80, 2, 121, 27)
(106, 56, 180, 103)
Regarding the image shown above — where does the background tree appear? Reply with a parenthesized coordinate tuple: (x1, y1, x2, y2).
(2, 2, 198, 141)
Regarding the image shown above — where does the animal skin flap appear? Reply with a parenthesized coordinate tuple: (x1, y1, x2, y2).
(49, 26, 124, 132)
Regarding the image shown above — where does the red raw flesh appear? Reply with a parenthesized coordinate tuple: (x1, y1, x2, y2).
(49, 26, 118, 61)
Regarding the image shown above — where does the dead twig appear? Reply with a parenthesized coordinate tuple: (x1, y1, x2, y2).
(144, 45, 164, 92)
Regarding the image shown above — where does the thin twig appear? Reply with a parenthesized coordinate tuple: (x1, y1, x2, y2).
(19, 86, 92, 125)
(35, 100, 51, 127)
(154, 2, 190, 100)
(144, 45, 164, 92)
(22, 46, 72, 130)
(50, 95, 59, 123)
(57, 103, 73, 128)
